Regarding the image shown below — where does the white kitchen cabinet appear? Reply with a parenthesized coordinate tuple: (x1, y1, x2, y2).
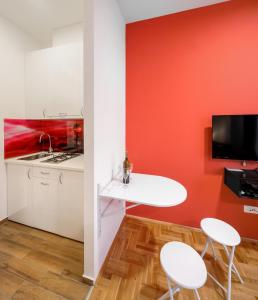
(32, 177, 59, 234)
(25, 48, 51, 119)
(7, 165, 33, 226)
(25, 43, 83, 119)
(7, 164, 33, 226)
(58, 170, 84, 241)
(7, 164, 84, 241)
(47, 43, 83, 118)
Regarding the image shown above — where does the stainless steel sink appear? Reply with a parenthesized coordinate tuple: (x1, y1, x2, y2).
(18, 153, 51, 161)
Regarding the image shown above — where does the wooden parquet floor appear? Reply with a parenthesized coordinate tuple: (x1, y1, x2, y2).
(90, 216, 258, 300)
(0, 221, 90, 300)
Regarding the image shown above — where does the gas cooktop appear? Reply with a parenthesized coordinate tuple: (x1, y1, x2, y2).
(41, 153, 80, 164)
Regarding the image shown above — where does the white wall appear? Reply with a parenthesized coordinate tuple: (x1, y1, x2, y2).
(84, 0, 125, 282)
(0, 17, 42, 221)
(52, 23, 83, 46)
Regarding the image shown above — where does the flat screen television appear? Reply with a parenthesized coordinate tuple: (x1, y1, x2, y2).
(212, 115, 258, 161)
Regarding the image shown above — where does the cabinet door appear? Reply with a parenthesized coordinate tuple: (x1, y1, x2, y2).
(47, 43, 83, 118)
(32, 177, 59, 234)
(25, 49, 51, 119)
(58, 171, 83, 241)
(7, 165, 33, 226)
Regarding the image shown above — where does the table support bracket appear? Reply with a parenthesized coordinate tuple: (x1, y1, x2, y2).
(101, 200, 141, 218)
(98, 183, 142, 236)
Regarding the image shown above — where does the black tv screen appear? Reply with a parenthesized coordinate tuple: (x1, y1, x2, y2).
(212, 115, 258, 161)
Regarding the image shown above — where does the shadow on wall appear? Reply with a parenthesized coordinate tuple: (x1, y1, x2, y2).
(4, 119, 84, 159)
(203, 127, 221, 175)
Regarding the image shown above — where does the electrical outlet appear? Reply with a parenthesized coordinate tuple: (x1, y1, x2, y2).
(244, 205, 258, 215)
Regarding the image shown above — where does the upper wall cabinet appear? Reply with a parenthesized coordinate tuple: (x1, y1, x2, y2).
(25, 47, 50, 119)
(25, 43, 83, 119)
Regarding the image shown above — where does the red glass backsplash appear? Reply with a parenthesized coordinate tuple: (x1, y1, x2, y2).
(4, 119, 84, 159)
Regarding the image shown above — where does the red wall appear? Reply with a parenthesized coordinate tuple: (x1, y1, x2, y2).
(126, 0, 258, 239)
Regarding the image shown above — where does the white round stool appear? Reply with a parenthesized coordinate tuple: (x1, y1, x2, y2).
(201, 218, 244, 300)
(159, 241, 207, 300)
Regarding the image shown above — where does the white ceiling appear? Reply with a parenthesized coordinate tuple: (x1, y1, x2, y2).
(0, 0, 84, 45)
(117, 0, 229, 24)
(0, 0, 229, 44)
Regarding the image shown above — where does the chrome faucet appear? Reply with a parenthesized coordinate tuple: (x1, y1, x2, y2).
(39, 133, 53, 153)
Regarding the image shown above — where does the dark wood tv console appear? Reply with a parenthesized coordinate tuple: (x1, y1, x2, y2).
(224, 168, 258, 200)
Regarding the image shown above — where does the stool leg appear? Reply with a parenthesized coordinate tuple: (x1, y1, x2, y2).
(158, 279, 180, 300)
(167, 277, 174, 300)
(202, 237, 217, 261)
(194, 289, 201, 300)
(232, 263, 244, 284)
(227, 246, 235, 300)
(223, 245, 244, 284)
(201, 238, 209, 258)
(209, 238, 217, 260)
(158, 291, 170, 300)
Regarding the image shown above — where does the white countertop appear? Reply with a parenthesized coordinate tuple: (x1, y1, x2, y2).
(5, 152, 84, 172)
(100, 173, 187, 207)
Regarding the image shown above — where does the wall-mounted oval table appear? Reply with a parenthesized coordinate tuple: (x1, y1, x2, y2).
(99, 173, 187, 209)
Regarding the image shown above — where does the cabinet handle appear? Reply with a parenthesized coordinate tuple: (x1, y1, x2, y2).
(27, 169, 31, 180)
(41, 171, 50, 175)
(40, 182, 49, 186)
(43, 109, 46, 118)
(59, 173, 63, 184)
(81, 107, 84, 117)
(59, 112, 68, 117)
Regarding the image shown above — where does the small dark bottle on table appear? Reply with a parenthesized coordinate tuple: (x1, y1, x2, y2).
(123, 151, 131, 184)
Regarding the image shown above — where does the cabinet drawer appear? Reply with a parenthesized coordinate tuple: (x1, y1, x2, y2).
(32, 167, 59, 180)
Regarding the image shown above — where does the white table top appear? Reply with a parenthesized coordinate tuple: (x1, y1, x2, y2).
(99, 173, 187, 207)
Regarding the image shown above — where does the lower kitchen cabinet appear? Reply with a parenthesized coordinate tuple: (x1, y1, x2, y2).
(58, 171, 84, 241)
(7, 165, 33, 227)
(7, 164, 84, 242)
(32, 177, 59, 234)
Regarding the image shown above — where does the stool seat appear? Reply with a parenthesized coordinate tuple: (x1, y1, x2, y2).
(160, 241, 207, 290)
(201, 218, 240, 247)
